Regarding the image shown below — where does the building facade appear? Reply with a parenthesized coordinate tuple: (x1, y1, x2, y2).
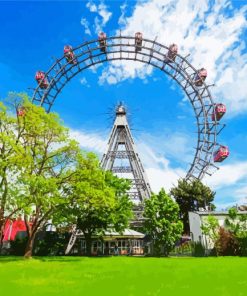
(189, 210, 247, 250)
(70, 229, 145, 256)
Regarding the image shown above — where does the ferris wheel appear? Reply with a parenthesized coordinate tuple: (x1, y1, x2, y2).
(29, 32, 229, 181)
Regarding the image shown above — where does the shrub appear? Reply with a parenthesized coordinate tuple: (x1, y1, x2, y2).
(10, 237, 28, 256)
(238, 237, 247, 256)
(215, 227, 240, 256)
(192, 241, 205, 257)
(34, 232, 68, 256)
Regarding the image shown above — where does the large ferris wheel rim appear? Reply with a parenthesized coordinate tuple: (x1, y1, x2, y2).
(31, 34, 224, 181)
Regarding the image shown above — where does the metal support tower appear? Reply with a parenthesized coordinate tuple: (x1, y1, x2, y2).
(101, 104, 151, 224)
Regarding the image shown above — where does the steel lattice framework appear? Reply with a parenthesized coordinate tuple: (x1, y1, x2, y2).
(101, 104, 152, 204)
(32, 35, 225, 180)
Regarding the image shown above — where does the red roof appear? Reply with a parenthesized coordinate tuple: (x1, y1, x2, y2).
(3, 219, 27, 241)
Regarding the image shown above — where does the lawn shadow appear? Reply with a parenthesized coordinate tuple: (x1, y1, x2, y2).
(0, 256, 27, 263)
(36, 255, 123, 262)
(34, 256, 86, 262)
(0, 256, 85, 263)
(0, 255, 158, 263)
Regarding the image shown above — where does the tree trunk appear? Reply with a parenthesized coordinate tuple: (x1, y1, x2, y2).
(0, 229, 3, 252)
(183, 214, 190, 234)
(0, 211, 6, 252)
(163, 245, 169, 257)
(0, 209, 4, 245)
(153, 241, 161, 257)
(85, 234, 92, 257)
(24, 233, 35, 258)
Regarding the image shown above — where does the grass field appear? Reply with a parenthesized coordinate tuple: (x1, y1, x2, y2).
(0, 256, 246, 296)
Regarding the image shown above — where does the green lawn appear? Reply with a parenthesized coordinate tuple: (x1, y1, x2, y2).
(0, 256, 246, 296)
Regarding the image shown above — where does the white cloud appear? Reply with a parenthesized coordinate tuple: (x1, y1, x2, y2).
(86, 1, 97, 13)
(69, 129, 107, 155)
(80, 18, 92, 36)
(79, 77, 90, 87)
(94, 16, 102, 34)
(204, 160, 247, 207)
(146, 167, 185, 193)
(137, 131, 195, 164)
(232, 187, 247, 207)
(99, 61, 153, 85)
(118, 2, 128, 26)
(213, 47, 247, 116)
(205, 161, 247, 190)
(98, 2, 112, 26)
(99, 0, 247, 115)
(85, 1, 112, 34)
(136, 142, 186, 192)
(215, 184, 247, 209)
(235, 185, 247, 200)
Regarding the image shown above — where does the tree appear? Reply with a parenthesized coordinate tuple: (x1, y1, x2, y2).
(7, 94, 80, 258)
(104, 171, 133, 233)
(225, 207, 247, 256)
(0, 93, 132, 258)
(201, 215, 220, 253)
(201, 211, 245, 256)
(170, 179, 215, 233)
(225, 207, 247, 238)
(143, 189, 183, 256)
(215, 227, 240, 256)
(63, 153, 133, 256)
(0, 97, 30, 247)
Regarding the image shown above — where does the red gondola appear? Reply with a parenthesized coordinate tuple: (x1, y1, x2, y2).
(166, 43, 178, 62)
(17, 106, 25, 117)
(212, 103, 226, 121)
(214, 146, 229, 162)
(64, 45, 77, 64)
(35, 71, 48, 89)
(194, 68, 207, 86)
(98, 32, 107, 52)
(135, 32, 143, 51)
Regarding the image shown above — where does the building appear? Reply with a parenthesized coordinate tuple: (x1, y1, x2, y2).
(189, 210, 247, 250)
(70, 229, 145, 256)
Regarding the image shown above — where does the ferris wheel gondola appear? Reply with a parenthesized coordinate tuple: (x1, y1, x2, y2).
(35, 71, 48, 89)
(64, 45, 77, 64)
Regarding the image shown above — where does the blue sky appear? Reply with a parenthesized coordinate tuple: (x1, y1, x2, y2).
(0, 0, 247, 209)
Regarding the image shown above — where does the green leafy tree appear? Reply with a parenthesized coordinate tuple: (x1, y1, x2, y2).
(170, 179, 215, 233)
(0, 97, 30, 246)
(7, 94, 80, 258)
(201, 215, 220, 252)
(1, 93, 133, 257)
(144, 189, 183, 256)
(225, 207, 247, 238)
(225, 207, 247, 255)
(63, 153, 133, 256)
(201, 210, 247, 256)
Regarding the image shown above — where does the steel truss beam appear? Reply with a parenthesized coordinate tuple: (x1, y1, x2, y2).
(112, 166, 132, 173)
(108, 151, 136, 159)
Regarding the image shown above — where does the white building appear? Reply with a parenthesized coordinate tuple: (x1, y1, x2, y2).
(189, 210, 247, 250)
(66, 228, 146, 256)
